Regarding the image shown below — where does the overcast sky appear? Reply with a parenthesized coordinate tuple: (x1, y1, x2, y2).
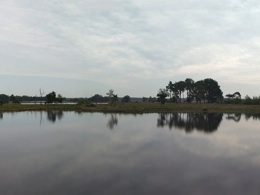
(1, 0, 260, 98)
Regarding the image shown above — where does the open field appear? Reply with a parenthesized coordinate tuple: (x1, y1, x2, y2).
(1, 102, 260, 113)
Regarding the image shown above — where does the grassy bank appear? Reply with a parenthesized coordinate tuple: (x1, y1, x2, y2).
(1, 102, 260, 113)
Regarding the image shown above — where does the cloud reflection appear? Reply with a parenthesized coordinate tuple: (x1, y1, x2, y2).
(1, 112, 260, 194)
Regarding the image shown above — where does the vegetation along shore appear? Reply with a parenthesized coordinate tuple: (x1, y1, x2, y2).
(1, 102, 260, 114)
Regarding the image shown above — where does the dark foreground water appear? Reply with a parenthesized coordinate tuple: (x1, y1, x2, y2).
(0, 112, 260, 195)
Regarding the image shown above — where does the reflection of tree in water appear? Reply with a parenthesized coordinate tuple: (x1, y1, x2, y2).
(107, 114, 118, 130)
(226, 113, 241, 122)
(225, 113, 260, 122)
(0, 112, 3, 119)
(157, 113, 223, 133)
(244, 113, 260, 121)
(47, 111, 64, 123)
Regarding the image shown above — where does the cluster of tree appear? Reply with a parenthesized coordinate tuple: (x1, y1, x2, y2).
(45, 91, 63, 103)
(157, 78, 223, 105)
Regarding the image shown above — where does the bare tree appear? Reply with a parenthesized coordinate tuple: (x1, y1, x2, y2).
(39, 88, 45, 104)
(106, 89, 118, 105)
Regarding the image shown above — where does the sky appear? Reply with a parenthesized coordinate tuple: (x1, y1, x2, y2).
(1, 0, 260, 98)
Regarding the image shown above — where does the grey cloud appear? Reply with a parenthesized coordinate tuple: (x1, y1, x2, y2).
(1, 0, 260, 96)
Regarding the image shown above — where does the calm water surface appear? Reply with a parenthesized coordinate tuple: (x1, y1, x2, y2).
(0, 112, 260, 195)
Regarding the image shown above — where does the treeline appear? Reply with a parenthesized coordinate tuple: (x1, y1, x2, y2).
(244, 96, 260, 105)
(157, 78, 223, 104)
(0, 91, 64, 104)
(157, 77, 260, 105)
(223, 90, 260, 105)
(0, 92, 133, 104)
(0, 94, 46, 104)
(2, 79, 260, 106)
(76, 94, 132, 103)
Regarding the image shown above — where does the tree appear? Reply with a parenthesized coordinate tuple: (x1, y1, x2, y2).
(0, 94, 9, 104)
(166, 81, 179, 103)
(89, 94, 105, 103)
(166, 78, 223, 103)
(233, 92, 241, 99)
(106, 89, 118, 105)
(166, 81, 173, 100)
(112, 94, 118, 104)
(46, 91, 56, 103)
(193, 80, 206, 103)
(157, 88, 169, 107)
(203, 78, 223, 103)
(121, 95, 130, 103)
(185, 78, 195, 103)
(244, 95, 252, 105)
(14, 96, 21, 104)
(225, 92, 242, 104)
(56, 94, 63, 103)
(46, 92, 64, 103)
(226, 94, 234, 99)
(9, 94, 15, 102)
(39, 88, 45, 104)
(175, 81, 186, 103)
(9, 94, 21, 104)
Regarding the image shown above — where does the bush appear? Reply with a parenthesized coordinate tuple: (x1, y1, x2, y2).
(121, 95, 130, 103)
(77, 100, 96, 107)
(252, 96, 260, 105)
(243, 95, 260, 105)
(244, 95, 252, 105)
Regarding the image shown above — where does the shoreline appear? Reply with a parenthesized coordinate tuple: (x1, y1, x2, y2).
(1, 102, 260, 114)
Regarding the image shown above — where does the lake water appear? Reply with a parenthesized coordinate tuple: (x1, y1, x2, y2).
(1, 111, 260, 195)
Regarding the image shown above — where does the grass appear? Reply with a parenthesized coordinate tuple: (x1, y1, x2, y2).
(1, 102, 260, 114)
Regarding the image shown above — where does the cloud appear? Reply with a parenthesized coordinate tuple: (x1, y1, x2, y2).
(1, 0, 260, 96)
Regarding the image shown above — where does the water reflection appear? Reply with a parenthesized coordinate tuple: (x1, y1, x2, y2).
(225, 113, 260, 122)
(47, 111, 64, 123)
(226, 113, 241, 122)
(245, 113, 260, 121)
(1, 111, 260, 130)
(157, 113, 223, 133)
(106, 114, 118, 130)
(1, 112, 260, 194)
